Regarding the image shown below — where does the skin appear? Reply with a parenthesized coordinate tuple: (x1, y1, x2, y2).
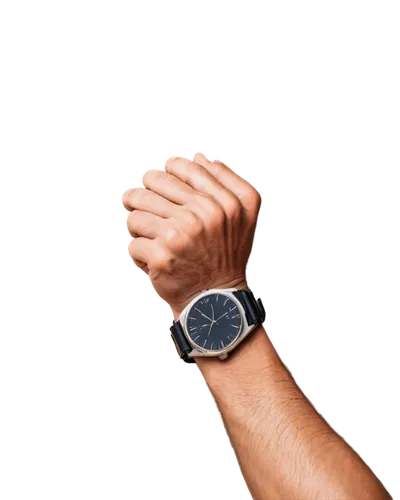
(122, 153, 391, 499)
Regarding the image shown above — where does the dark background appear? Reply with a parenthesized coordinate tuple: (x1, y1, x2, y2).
(99, 144, 400, 498)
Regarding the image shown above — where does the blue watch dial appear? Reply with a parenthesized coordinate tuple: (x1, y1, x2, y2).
(186, 293, 242, 351)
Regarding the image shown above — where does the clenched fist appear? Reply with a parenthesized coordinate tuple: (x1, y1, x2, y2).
(122, 153, 261, 319)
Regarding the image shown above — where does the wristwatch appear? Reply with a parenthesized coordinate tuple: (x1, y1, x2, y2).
(170, 288, 265, 363)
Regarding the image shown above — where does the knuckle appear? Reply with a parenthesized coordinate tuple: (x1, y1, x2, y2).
(252, 188, 262, 206)
(197, 193, 217, 212)
(128, 239, 135, 257)
(126, 210, 138, 230)
(169, 156, 180, 164)
(142, 169, 164, 186)
(120, 191, 129, 210)
(152, 249, 174, 273)
(134, 188, 151, 204)
(224, 196, 242, 219)
(195, 162, 208, 176)
(182, 210, 204, 236)
(241, 187, 262, 219)
(122, 188, 135, 209)
(195, 193, 225, 226)
(247, 188, 262, 213)
(165, 156, 180, 171)
(207, 203, 225, 227)
(163, 226, 181, 246)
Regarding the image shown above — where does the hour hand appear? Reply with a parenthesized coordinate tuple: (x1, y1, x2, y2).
(215, 312, 228, 322)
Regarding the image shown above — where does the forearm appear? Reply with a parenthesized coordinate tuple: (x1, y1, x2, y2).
(196, 326, 391, 500)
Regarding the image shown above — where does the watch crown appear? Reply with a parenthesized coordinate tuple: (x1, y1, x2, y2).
(219, 353, 229, 360)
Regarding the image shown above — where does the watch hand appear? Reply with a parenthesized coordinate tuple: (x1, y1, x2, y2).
(215, 312, 228, 322)
(207, 305, 214, 336)
(209, 303, 220, 326)
(194, 307, 213, 322)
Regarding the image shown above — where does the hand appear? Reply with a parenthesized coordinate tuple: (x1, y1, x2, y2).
(122, 153, 262, 319)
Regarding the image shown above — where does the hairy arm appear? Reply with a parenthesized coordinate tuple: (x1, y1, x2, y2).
(122, 152, 391, 499)
(197, 326, 390, 499)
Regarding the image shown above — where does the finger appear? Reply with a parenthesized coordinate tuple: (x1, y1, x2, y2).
(127, 210, 165, 239)
(142, 169, 195, 205)
(128, 256, 149, 276)
(165, 156, 238, 207)
(122, 188, 179, 218)
(128, 237, 154, 272)
(193, 153, 262, 215)
(128, 237, 172, 278)
(125, 228, 149, 275)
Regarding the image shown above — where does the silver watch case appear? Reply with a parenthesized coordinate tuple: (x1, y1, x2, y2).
(177, 288, 257, 361)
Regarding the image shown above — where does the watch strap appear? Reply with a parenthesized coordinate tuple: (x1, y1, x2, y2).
(170, 320, 196, 363)
(232, 289, 266, 326)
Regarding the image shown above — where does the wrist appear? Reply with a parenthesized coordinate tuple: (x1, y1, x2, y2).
(196, 325, 290, 397)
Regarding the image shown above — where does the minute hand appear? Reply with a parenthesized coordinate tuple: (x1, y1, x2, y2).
(194, 307, 213, 322)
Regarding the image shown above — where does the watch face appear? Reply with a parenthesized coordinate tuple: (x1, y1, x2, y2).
(186, 293, 243, 352)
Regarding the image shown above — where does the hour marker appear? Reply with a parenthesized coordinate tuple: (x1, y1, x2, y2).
(189, 317, 196, 320)
(202, 339, 207, 347)
(193, 335, 200, 341)
(231, 324, 239, 328)
(220, 341, 225, 348)
(224, 298, 229, 306)
(189, 327, 197, 331)
(229, 306, 237, 312)
(232, 314, 240, 318)
(216, 295, 219, 302)
(210, 343, 214, 350)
